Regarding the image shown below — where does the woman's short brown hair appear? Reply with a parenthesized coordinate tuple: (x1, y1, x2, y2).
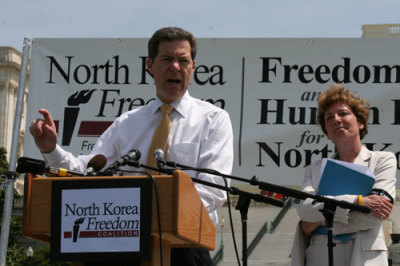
(317, 84, 370, 140)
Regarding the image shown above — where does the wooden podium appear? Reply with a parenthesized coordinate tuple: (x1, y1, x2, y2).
(23, 170, 215, 265)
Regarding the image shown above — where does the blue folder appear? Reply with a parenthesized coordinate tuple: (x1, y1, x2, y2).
(315, 159, 375, 242)
(318, 159, 375, 196)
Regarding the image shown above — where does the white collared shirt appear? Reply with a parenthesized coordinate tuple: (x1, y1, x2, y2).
(43, 91, 234, 224)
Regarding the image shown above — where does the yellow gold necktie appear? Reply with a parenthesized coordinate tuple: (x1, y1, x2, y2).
(146, 104, 173, 174)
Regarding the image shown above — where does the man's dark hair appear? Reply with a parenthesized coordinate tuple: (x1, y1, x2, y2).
(148, 27, 197, 61)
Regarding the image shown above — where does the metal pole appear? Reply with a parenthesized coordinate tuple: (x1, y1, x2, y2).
(220, 217, 224, 261)
(0, 37, 32, 266)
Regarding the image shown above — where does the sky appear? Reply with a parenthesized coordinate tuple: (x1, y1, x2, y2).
(1, 0, 400, 50)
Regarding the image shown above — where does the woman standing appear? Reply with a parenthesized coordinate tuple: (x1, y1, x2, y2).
(291, 84, 397, 266)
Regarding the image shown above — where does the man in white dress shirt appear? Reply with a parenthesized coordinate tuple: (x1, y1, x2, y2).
(30, 27, 233, 265)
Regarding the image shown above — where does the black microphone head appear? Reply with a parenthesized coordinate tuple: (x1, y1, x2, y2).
(154, 149, 165, 168)
(16, 157, 46, 174)
(127, 149, 141, 161)
(86, 154, 107, 176)
(105, 149, 142, 171)
(154, 149, 164, 160)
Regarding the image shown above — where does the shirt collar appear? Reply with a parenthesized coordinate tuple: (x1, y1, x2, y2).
(354, 146, 372, 165)
(331, 145, 371, 165)
(150, 91, 191, 118)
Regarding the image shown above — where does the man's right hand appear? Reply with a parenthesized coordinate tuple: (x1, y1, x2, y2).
(29, 109, 58, 153)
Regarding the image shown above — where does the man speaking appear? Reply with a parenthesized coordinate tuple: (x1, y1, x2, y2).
(29, 27, 234, 265)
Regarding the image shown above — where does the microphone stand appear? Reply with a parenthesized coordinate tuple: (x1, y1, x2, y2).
(253, 178, 371, 266)
(124, 161, 175, 175)
(191, 177, 284, 266)
(126, 160, 283, 207)
(104, 163, 166, 266)
(320, 202, 336, 266)
(164, 161, 371, 266)
(163, 161, 287, 266)
(129, 160, 284, 266)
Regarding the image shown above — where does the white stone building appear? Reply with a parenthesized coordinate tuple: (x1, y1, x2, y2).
(362, 23, 400, 38)
(0, 46, 29, 161)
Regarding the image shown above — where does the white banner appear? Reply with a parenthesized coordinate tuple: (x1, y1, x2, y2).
(25, 38, 400, 186)
(60, 187, 141, 253)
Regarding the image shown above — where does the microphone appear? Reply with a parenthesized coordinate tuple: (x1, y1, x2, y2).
(16, 157, 85, 176)
(153, 149, 166, 168)
(86, 154, 107, 176)
(16, 157, 46, 175)
(106, 149, 141, 170)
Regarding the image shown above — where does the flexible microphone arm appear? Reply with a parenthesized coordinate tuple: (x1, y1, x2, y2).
(165, 160, 370, 214)
(104, 150, 142, 173)
(126, 161, 175, 175)
(127, 160, 283, 207)
(190, 177, 284, 207)
(165, 159, 371, 266)
(163, 160, 284, 266)
(251, 177, 370, 213)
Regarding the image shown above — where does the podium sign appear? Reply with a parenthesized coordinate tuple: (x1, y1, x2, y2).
(50, 178, 152, 261)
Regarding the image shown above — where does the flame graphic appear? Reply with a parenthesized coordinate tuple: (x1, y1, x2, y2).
(74, 217, 85, 225)
(67, 89, 96, 106)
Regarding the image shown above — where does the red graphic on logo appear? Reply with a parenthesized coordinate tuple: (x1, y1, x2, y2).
(77, 121, 113, 137)
(54, 121, 113, 138)
(63, 230, 139, 239)
(64, 217, 139, 243)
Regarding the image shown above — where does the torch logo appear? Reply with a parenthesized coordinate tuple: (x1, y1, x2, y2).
(62, 89, 96, 146)
(73, 217, 85, 243)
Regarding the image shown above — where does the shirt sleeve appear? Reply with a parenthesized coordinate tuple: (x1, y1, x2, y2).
(296, 163, 352, 225)
(41, 144, 90, 172)
(194, 110, 234, 224)
(333, 152, 397, 235)
(41, 118, 122, 173)
(296, 151, 397, 235)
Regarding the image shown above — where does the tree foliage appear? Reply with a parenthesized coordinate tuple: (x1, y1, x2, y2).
(1, 147, 70, 265)
(0, 147, 26, 264)
(0, 147, 8, 172)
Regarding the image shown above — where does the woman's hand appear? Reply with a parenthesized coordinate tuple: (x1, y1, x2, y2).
(361, 194, 393, 220)
(300, 221, 324, 236)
